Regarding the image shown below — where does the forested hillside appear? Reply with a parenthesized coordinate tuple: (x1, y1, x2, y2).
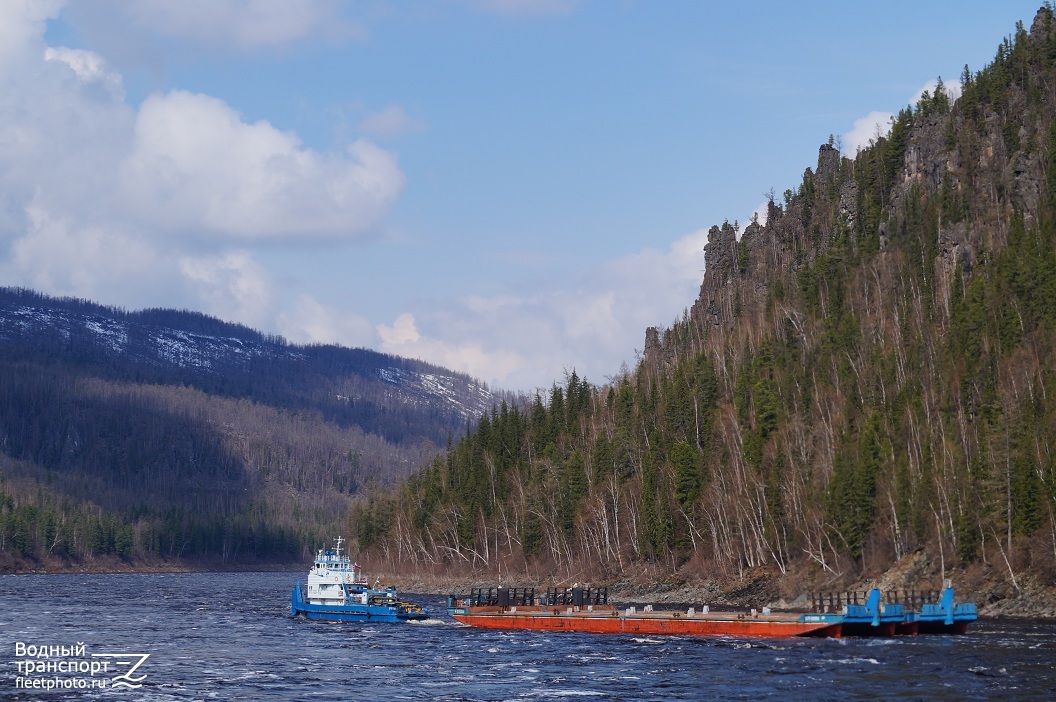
(0, 289, 500, 568)
(351, 8, 1056, 600)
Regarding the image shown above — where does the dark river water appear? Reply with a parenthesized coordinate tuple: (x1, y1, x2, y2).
(2, 572, 1054, 701)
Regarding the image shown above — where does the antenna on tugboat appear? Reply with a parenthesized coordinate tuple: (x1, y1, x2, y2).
(335, 535, 344, 558)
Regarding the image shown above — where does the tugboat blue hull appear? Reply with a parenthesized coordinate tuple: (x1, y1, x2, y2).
(291, 584, 429, 623)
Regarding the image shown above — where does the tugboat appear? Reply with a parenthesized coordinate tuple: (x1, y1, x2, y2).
(291, 537, 429, 623)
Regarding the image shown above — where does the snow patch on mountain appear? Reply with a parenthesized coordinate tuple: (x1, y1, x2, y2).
(0, 293, 500, 425)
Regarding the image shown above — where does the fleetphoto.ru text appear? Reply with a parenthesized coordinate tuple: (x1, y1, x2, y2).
(13, 641, 149, 692)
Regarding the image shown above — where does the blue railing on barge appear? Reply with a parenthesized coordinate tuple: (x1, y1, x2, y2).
(809, 586, 976, 636)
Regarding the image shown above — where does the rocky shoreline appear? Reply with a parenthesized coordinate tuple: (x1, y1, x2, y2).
(5, 552, 1054, 619)
(382, 552, 1056, 620)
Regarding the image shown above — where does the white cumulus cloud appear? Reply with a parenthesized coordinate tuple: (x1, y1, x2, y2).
(120, 90, 404, 242)
(911, 78, 962, 106)
(0, 1, 405, 331)
(0, 1, 62, 69)
(7, 201, 165, 303)
(178, 251, 276, 329)
(379, 311, 532, 388)
(44, 46, 123, 96)
(377, 228, 710, 390)
(843, 110, 895, 155)
(278, 295, 376, 349)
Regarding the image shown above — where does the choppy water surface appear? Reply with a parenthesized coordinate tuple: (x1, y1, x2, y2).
(2, 572, 1054, 700)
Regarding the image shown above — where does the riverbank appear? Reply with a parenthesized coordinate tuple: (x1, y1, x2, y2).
(381, 551, 1056, 620)
(0, 553, 301, 575)
(5, 551, 1054, 619)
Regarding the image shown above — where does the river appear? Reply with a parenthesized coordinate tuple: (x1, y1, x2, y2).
(2, 572, 1054, 700)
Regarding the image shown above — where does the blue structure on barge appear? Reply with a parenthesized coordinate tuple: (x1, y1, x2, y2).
(899, 586, 978, 634)
(811, 583, 977, 636)
(839, 588, 907, 636)
(290, 537, 429, 623)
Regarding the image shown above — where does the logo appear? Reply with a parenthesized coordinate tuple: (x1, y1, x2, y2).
(91, 653, 151, 689)
(13, 642, 151, 692)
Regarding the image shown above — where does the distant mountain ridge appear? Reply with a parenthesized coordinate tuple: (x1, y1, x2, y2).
(0, 286, 505, 568)
(0, 286, 496, 446)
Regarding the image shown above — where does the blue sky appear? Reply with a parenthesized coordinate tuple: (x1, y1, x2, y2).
(0, 1, 1044, 391)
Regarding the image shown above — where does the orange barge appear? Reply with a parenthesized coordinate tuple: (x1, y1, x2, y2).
(448, 587, 843, 638)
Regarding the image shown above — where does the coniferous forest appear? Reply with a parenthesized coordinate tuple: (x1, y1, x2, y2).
(349, 8, 1056, 601)
(0, 289, 497, 568)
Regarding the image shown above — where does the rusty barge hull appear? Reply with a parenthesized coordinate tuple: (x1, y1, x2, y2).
(447, 585, 976, 639)
(449, 607, 842, 638)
